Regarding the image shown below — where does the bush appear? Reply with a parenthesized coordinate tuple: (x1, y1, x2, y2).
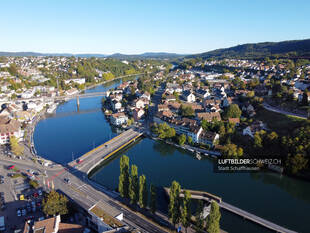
(29, 180, 39, 189)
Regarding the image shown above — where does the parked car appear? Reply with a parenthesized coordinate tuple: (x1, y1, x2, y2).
(33, 192, 39, 198)
(27, 203, 31, 212)
(38, 190, 42, 196)
(64, 178, 70, 184)
(22, 209, 26, 216)
(17, 209, 21, 217)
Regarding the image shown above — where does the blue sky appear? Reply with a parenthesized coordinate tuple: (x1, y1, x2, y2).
(1, 0, 309, 54)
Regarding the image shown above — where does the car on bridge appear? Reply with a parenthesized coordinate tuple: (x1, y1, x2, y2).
(76, 159, 83, 164)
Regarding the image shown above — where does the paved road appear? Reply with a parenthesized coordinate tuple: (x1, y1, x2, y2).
(263, 102, 307, 119)
(73, 128, 143, 173)
(0, 156, 167, 233)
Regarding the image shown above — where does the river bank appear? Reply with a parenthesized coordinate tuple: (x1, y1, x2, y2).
(33, 78, 310, 233)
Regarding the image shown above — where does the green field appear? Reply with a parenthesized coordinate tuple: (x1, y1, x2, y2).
(255, 108, 308, 136)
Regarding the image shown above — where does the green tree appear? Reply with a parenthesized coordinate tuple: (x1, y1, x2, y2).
(42, 190, 68, 216)
(169, 181, 181, 228)
(286, 154, 308, 174)
(129, 164, 139, 204)
(138, 174, 148, 208)
(224, 104, 242, 119)
(178, 134, 186, 146)
(8, 63, 18, 76)
(254, 132, 263, 148)
(181, 190, 192, 233)
(221, 143, 243, 158)
(301, 90, 309, 106)
(150, 184, 157, 214)
(180, 105, 195, 117)
(29, 180, 39, 189)
(195, 200, 204, 232)
(119, 155, 130, 198)
(10, 136, 24, 156)
(187, 136, 193, 145)
(206, 201, 221, 233)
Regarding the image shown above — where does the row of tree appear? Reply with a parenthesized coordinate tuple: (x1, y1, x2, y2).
(118, 155, 156, 212)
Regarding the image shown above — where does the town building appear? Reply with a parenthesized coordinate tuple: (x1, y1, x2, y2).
(110, 112, 128, 126)
(23, 215, 85, 233)
(0, 116, 23, 144)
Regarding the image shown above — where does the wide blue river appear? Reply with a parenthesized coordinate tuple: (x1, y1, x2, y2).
(34, 79, 310, 233)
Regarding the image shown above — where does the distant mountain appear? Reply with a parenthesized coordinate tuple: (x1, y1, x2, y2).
(108, 52, 185, 60)
(189, 39, 310, 59)
(0, 51, 184, 59)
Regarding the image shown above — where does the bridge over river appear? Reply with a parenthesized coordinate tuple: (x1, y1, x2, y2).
(68, 128, 143, 174)
(164, 188, 297, 233)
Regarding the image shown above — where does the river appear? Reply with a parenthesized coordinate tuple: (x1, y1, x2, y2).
(34, 79, 310, 233)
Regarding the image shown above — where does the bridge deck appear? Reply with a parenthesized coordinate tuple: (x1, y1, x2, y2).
(164, 188, 296, 233)
(68, 128, 143, 173)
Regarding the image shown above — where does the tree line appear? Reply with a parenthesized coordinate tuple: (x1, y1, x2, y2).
(118, 155, 156, 213)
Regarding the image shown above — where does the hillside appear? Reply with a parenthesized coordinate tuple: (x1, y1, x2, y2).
(190, 39, 310, 59)
(0, 51, 184, 59)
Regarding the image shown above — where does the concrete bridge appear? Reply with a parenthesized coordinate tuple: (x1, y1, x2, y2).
(164, 188, 297, 233)
(68, 128, 143, 174)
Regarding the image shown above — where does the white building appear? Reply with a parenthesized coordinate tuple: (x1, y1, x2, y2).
(110, 113, 128, 126)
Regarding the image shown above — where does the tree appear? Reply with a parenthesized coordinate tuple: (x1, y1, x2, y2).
(286, 154, 308, 174)
(29, 180, 39, 189)
(129, 164, 139, 205)
(10, 136, 24, 156)
(8, 63, 18, 76)
(119, 155, 130, 198)
(157, 123, 176, 139)
(178, 134, 186, 146)
(42, 190, 68, 216)
(169, 181, 181, 228)
(301, 90, 309, 106)
(139, 174, 148, 208)
(221, 143, 243, 158)
(187, 136, 193, 145)
(195, 200, 204, 232)
(181, 190, 192, 233)
(206, 201, 221, 233)
(150, 184, 157, 214)
(253, 132, 263, 148)
(180, 105, 195, 117)
(224, 104, 242, 119)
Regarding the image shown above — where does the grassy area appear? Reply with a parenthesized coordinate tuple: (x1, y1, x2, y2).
(90, 205, 124, 228)
(10, 173, 26, 179)
(256, 108, 307, 136)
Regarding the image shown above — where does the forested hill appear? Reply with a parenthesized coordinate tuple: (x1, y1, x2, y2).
(189, 39, 310, 59)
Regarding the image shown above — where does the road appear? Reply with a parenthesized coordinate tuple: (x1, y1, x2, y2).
(0, 155, 167, 233)
(263, 102, 307, 119)
(73, 128, 143, 173)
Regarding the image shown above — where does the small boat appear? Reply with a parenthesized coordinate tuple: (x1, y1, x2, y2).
(196, 153, 201, 160)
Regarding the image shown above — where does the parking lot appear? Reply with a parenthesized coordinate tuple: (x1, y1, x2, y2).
(0, 164, 46, 232)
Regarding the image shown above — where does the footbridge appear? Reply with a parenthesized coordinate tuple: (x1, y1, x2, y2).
(164, 188, 297, 233)
(68, 128, 143, 174)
